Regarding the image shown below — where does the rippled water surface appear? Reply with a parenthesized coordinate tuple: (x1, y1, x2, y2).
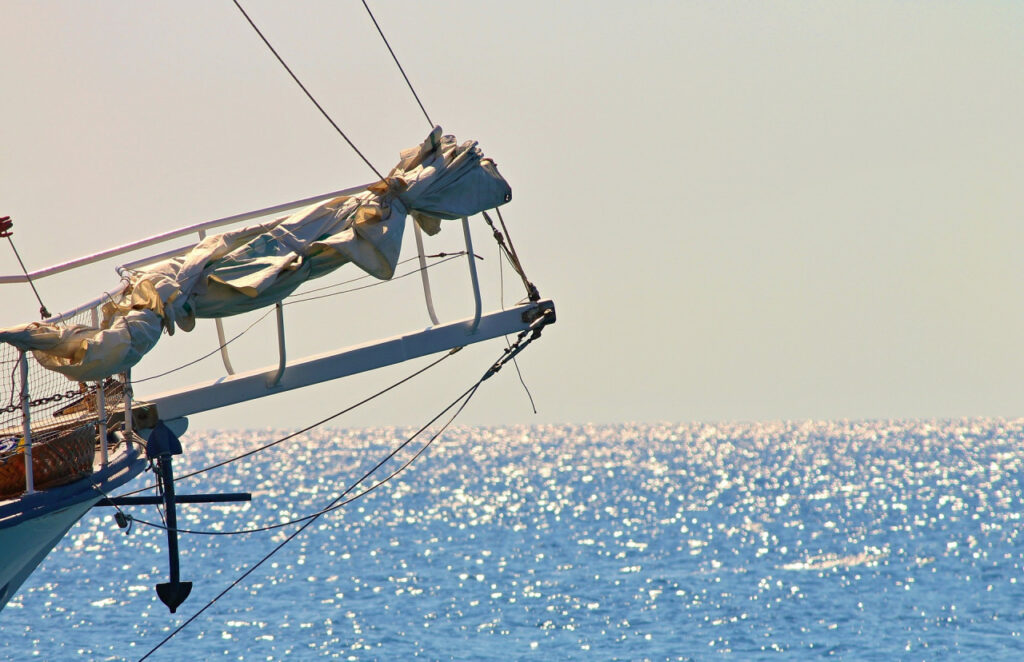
(5, 420, 1024, 660)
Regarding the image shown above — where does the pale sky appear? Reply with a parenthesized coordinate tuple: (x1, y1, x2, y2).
(1, 2, 1022, 429)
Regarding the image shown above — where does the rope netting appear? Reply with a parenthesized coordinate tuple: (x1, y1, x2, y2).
(0, 307, 127, 498)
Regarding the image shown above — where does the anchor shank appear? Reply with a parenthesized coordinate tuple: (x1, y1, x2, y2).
(147, 421, 193, 613)
(157, 454, 181, 586)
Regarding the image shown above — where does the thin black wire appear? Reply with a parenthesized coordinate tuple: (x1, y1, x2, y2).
(118, 350, 456, 497)
(137, 367, 486, 661)
(131, 381, 478, 536)
(482, 210, 537, 301)
(285, 253, 466, 305)
(494, 208, 523, 268)
(493, 215, 536, 413)
(132, 307, 277, 384)
(231, 0, 385, 181)
(287, 254, 420, 297)
(499, 250, 537, 414)
(4, 232, 50, 319)
(360, 0, 433, 129)
(276, 250, 469, 299)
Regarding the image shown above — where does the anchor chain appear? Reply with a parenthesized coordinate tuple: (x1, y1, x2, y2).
(0, 386, 94, 414)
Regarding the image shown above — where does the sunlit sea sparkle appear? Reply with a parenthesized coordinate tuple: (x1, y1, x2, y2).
(4, 420, 1024, 660)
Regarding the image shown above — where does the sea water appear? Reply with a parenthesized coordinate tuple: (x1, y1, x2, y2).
(4, 420, 1024, 660)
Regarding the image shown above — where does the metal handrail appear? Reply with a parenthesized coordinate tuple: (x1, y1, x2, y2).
(0, 183, 371, 285)
(31, 186, 373, 325)
(2, 189, 503, 502)
(6, 187, 491, 399)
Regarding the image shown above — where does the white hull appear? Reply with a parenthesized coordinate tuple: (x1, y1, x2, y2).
(0, 498, 98, 610)
(0, 444, 147, 611)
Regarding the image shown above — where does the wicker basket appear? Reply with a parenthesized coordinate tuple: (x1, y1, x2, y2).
(0, 424, 97, 499)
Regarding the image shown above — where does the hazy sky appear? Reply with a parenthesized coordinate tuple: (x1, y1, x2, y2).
(1, 2, 1022, 430)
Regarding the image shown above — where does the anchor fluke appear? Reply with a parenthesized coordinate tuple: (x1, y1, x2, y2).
(156, 580, 193, 613)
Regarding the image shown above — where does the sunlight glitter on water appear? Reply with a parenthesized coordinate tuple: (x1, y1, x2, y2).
(5, 420, 1024, 659)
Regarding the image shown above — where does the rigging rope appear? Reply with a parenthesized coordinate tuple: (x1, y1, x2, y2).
(360, 0, 434, 129)
(136, 388, 471, 661)
(495, 238, 537, 413)
(285, 252, 472, 305)
(131, 378, 478, 536)
(131, 307, 276, 384)
(482, 210, 539, 302)
(1, 216, 51, 319)
(135, 321, 550, 660)
(487, 211, 539, 411)
(118, 349, 457, 497)
(230, 0, 385, 181)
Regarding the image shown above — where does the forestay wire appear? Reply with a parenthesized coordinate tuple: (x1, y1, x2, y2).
(231, 0, 386, 181)
(483, 209, 539, 303)
(360, 0, 434, 129)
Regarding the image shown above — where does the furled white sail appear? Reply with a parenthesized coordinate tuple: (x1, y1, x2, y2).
(0, 128, 511, 382)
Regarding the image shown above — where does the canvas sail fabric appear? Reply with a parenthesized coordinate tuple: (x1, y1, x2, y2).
(0, 128, 510, 382)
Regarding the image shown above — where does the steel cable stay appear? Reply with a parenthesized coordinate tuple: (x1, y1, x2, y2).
(134, 394, 469, 661)
(131, 307, 277, 385)
(231, 0, 385, 182)
(1, 216, 50, 319)
(236, 0, 436, 172)
(91, 367, 474, 538)
(283, 251, 475, 305)
(133, 320, 550, 661)
(284, 252, 444, 297)
(129, 378, 479, 537)
(116, 322, 542, 533)
(360, 0, 433, 129)
(494, 236, 538, 413)
(487, 210, 539, 412)
(482, 210, 539, 303)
